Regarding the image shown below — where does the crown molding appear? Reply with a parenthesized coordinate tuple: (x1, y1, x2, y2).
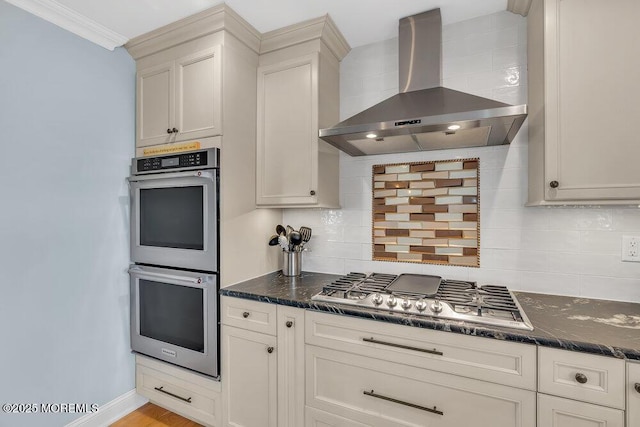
(125, 4, 262, 60)
(507, 0, 533, 17)
(260, 14, 351, 61)
(5, 0, 128, 50)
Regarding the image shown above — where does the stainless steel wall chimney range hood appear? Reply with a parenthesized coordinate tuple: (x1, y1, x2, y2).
(319, 8, 527, 156)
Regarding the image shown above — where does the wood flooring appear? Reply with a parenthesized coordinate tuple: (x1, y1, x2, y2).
(110, 402, 202, 427)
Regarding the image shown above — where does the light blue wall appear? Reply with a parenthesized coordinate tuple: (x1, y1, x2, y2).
(0, 2, 136, 426)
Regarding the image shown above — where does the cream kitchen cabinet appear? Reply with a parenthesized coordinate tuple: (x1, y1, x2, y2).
(628, 362, 640, 427)
(527, 0, 640, 205)
(136, 45, 222, 149)
(220, 296, 305, 427)
(255, 16, 349, 208)
(136, 354, 222, 426)
(305, 310, 536, 427)
(537, 347, 626, 427)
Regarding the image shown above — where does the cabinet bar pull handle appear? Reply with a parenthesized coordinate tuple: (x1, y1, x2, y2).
(362, 337, 443, 356)
(154, 386, 192, 403)
(575, 373, 588, 384)
(242, 311, 250, 318)
(634, 383, 640, 393)
(363, 390, 443, 416)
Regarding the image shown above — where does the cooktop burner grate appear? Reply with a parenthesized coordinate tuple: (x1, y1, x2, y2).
(314, 272, 533, 331)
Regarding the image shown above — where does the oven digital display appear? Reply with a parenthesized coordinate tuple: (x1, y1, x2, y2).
(161, 157, 179, 167)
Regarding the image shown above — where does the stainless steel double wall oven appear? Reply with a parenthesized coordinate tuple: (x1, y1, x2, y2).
(128, 148, 220, 378)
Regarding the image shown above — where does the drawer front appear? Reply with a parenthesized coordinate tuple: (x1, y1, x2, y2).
(136, 355, 221, 426)
(538, 393, 624, 427)
(538, 347, 625, 409)
(306, 345, 536, 427)
(628, 361, 640, 427)
(305, 311, 537, 390)
(220, 296, 277, 335)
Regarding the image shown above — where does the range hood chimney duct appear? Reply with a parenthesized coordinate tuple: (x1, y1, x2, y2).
(319, 8, 527, 156)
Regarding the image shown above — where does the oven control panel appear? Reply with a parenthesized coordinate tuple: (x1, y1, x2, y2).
(135, 150, 216, 173)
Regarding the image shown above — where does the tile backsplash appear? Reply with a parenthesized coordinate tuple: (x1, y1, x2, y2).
(372, 159, 480, 266)
(283, 11, 640, 302)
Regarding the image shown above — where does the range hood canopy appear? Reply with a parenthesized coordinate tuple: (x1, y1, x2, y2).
(319, 8, 527, 156)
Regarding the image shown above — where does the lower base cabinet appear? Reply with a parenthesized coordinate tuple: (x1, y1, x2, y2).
(629, 362, 640, 427)
(537, 394, 624, 427)
(135, 354, 222, 426)
(221, 325, 277, 427)
(306, 345, 536, 427)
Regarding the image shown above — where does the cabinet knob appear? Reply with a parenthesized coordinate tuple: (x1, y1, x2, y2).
(310, 190, 316, 196)
(242, 311, 250, 318)
(549, 180, 559, 188)
(172, 128, 179, 133)
(267, 346, 274, 354)
(285, 321, 293, 328)
(635, 383, 640, 393)
(167, 129, 172, 134)
(575, 373, 588, 384)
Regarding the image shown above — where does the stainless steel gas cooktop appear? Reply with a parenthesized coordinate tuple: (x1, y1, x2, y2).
(311, 272, 533, 331)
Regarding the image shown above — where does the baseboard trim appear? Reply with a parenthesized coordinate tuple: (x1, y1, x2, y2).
(65, 389, 148, 427)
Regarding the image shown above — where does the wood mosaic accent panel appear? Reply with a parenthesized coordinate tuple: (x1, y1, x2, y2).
(372, 159, 479, 267)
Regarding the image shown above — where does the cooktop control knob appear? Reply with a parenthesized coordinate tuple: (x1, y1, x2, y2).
(430, 300, 443, 313)
(415, 299, 427, 311)
(371, 293, 383, 306)
(386, 295, 397, 308)
(401, 298, 412, 310)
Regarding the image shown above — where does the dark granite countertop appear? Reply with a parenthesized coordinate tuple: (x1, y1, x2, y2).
(220, 271, 640, 361)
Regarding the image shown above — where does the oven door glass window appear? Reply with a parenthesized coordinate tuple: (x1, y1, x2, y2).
(139, 279, 205, 352)
(139, 186, 204, 250)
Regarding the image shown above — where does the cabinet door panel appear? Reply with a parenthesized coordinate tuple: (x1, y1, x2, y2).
(277, 307, 305, 427)
(222, 326, 277, 427)
(176, 46, 222, 142)
(537, 394, 624, 427)
(257, 54, 318, 205)
(137, 62, 174, 147)
(544, 0, 640, 201)
(629, 362, 640, 427)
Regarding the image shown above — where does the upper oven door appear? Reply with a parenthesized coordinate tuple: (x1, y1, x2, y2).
(129, 169, 218, 272)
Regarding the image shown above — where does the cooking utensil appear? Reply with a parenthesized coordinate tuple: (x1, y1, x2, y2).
(268, 235, 279, 246)
(286, 225, 294, 236)
(278, 235, 289, 251)
(299, 226, 312, 243)
(276, 224, 286, 236)
(289, 231, 302, 251)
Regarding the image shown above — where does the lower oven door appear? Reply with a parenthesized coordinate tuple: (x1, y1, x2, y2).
(129, 265, 219, 378)
(129, 168, 218, 272)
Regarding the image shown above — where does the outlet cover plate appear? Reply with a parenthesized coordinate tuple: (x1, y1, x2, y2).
(622, 235, 640, 262)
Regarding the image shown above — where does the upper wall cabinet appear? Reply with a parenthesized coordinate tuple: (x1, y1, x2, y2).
(137, 45, 222, 148)
(527, 0, 640, 205)
(256, 17, 350, 208)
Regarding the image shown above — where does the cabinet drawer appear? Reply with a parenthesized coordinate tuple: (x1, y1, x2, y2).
(220, 296, 277, 335)
(538, 347, 625, 409)
(305, 311, 536, 390)
(538, 393, 624, 427)
(306, 345, 536, 427)
(135, 355, 221, 426)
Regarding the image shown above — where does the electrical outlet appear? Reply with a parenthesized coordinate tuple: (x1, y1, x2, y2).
(622, 236, 640, 262)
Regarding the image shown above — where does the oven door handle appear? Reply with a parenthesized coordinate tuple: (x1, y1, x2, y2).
(128, 268, 210, 285)
(128, 170, 216, 182)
